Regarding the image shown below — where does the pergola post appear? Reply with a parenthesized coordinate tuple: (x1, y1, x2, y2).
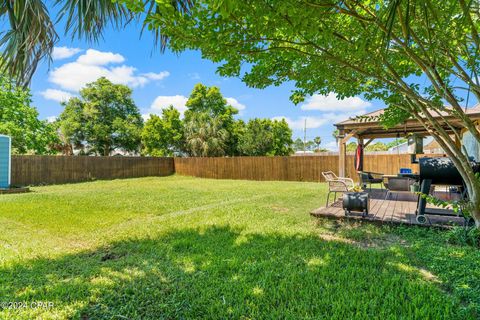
(338, 130, 357, 177)
(338, 132, 346, 177)
(357, 137, 364, 173)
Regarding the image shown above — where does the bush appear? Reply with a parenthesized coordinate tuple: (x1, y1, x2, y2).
(446, 226, 480, 247)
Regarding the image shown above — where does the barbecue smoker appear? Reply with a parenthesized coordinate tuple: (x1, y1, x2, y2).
(416, 157, 480, 224)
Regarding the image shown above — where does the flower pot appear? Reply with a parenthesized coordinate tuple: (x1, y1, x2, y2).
(410, 184, 420, 193)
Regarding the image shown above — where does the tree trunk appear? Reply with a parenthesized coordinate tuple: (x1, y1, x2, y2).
(103, 141, 110, 156)
(465, 180, 480, 228)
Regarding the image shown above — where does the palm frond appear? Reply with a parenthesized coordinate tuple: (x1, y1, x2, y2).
(0, 0, 57, 87)
(383, 0, 400, 47)
(54, 0, 130, 42)
(140, 0, 194, 52)
(0, 0, 194, 87)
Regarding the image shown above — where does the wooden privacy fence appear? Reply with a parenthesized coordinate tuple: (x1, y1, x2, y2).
(11, 155, 174, 186)
(175, 154, 438, 182)
(174, 156, 338, 181)
(10, 154, 443, 186)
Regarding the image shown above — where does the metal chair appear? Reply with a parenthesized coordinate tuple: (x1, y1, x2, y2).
(322, 171, 355, 188)
(322, 171, 354, 207)
(358, 171, 384, 190)
(384, 176, 416, 200)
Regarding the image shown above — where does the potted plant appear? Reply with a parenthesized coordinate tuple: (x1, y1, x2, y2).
(410, 181, 420, 193)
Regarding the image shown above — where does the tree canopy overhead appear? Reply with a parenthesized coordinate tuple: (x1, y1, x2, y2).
(127, 0, 480, 226)
(0, 0, 193, 86)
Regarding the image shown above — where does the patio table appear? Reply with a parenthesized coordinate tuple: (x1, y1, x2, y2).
(397, 173, 420, 180)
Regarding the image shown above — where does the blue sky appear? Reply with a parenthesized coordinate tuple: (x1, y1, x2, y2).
(29, 15, 389, 151)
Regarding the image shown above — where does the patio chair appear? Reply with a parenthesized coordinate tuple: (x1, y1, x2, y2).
(322, 171, 354, 207)
(384, 176, 416, 200)
(358, 171, 384, 191)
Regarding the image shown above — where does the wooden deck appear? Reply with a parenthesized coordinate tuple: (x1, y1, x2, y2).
(310, 188, 466, 228)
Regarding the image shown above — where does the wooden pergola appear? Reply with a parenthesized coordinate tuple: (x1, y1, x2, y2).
(334, 105, 480, 177)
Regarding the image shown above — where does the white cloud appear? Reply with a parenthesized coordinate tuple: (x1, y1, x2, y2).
(145, 95, 246, 118)
(273, 109, 367, 130)
(320, 110, 368, 124)
(300, 93, 371, 111)
(40, 89, 73, 102)
(324, 141, 339, 152)
(188, 72, 200, 80)
(52, 46, 82, 60)
(46, 116, 57, 123)
(142, 71, 170, 80)
(141, 114, 152, 122)
(272, 116, 328, 130)
(76, 49, 124, 65)
(150, 95, 189, 115)
(48, 49, 169, 91)
(226, 97, 246, 111)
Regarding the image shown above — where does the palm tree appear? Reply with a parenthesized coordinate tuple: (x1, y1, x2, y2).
(0, 0, 192, 87)
(184, 114, 229, 157)
(313, 136, 321, 150)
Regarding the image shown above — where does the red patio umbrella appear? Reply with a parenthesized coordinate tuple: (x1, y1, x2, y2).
(355, 144, 364, 172)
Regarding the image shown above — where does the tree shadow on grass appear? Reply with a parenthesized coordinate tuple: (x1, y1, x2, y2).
(0, 226, 476, 319)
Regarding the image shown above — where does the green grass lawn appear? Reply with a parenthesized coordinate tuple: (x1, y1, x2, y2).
(0, 176, 479, 319)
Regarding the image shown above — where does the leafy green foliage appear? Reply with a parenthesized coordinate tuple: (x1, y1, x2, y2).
(380, 106, 412, 129)
(418, 190, 480, 246)
(346, 142, 358, 152)
(420, 192, 472, 218)
(386, 138, 408, 149)
(56, 97, 85, 155)
(183, 83, 236, 156)
(184, 83, 237, 121)
(0, 77, 58, 154)
(293, 138, 305, 152)
(0, 176, 479, 318)
(237, 118, 272, 156)
(142, 106, 184, 156)
(366, 142, 389, 151)
(184, 113, 229, 157)
(271, 118, 293, 155)
(238, 118, 293, 156)
(446, 227, 480, 247)
(347, 141, 390, 152)
(58, 77, 143, 156)
(332, 130, 339, 141)
(313, 136, 322, 149)
(293, 137, 325, 153)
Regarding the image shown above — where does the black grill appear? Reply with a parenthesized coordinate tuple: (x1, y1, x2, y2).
(419, 157, 480, 185)
(415, 157, 479, 224)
